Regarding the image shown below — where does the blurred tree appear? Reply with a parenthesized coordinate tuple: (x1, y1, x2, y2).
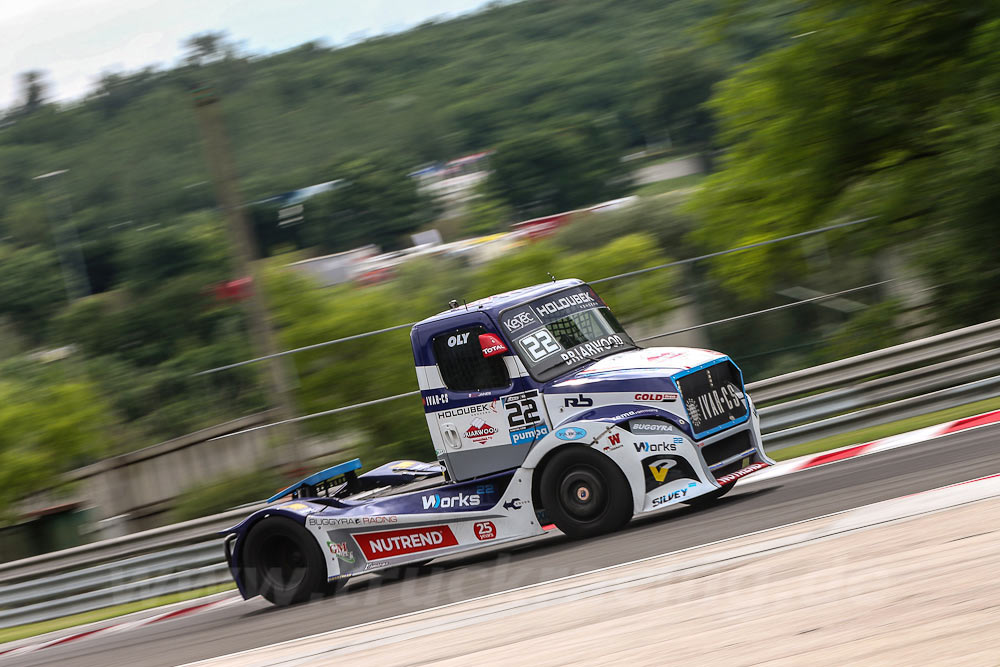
(460, 184, 513, 236)
(641, 47, 725, 158)
(303, 155, 436, 252)
(690, 1, 1000, 324)
(0, 377, 113, 518)
(487, 125, 631, 217)
(18, 70, 48, 114)
(184, 32, 229, 66)
(0, 245, 66, 340)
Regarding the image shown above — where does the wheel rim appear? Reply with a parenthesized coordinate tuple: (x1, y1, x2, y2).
(259, 534, 307, 590)
(557, 464, 607, 522)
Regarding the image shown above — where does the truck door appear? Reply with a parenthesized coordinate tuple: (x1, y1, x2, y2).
(422, 322, 550, 481)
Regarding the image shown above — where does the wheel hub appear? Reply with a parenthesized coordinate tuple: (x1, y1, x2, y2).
(559, 465, 606, 522)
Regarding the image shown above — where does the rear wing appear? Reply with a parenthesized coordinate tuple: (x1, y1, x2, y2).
(266, 458, 363, 503)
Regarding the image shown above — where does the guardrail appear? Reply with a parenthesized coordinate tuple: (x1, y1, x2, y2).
(1, 318, 998, 629)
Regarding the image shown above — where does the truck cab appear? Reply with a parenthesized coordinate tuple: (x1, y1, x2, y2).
(412, 279, 770, 487)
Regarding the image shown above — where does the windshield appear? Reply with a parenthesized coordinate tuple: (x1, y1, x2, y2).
(499, 285, 635, 381)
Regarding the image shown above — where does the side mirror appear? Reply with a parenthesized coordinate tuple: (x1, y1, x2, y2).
(479, 333, 508, 358)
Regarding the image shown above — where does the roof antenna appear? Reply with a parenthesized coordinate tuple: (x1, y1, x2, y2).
(448, 299, 459, 310)
(547, 272, 557, 282)
(462, 298, 469, 311)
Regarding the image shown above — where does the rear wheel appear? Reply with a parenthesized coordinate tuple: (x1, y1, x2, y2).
(242, 516, 331, 606)
(539, 447, 633, 539)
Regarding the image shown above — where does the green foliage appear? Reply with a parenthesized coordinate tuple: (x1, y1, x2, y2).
(170, 468, 283, 522)
(0, 245, 66, 340)
(821, 301, 902, 363)
(640, 47, 726, 151)
(0, 376, 113, 518)
(487, 125, 631, 218)
(691, 1, 1000, 325)
(459, 185, 514, 236)
(303, 155, 437, 253)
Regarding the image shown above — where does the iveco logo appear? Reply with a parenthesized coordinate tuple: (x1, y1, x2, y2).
(421, 492, 482, 509)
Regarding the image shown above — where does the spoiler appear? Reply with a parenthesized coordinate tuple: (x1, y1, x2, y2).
(266, 458, 363, 503)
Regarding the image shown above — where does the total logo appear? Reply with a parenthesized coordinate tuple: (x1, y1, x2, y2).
(474, 521, 497, 541)
(354, 525, 459, 559)
(465, 418, 498, 444)
(634, 393, 679, 402)
(422, 492, 482, 510)
(634, 440, 680, 453)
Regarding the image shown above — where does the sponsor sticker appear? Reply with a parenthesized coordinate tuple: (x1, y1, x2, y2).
(309, 515, 399, 526)
(435, 402, 497, 420)
(421, 491, 483, 510)
(647, 458, 676, 483)
(559, 335, 627, 366)
(634, 393, 678, 402)
(354, 525, 459, 559)
(563, 394, 594, 408)
(631, 420, 674, 434)
(447, 332, 471, 347)
(651, 482, 698, 507)
(474, 521, 497, 541)
(633, 438, 682, 453)
(326, 541, 356, 564)
(555, 426, 587, 441)
(465, 418, 498, 445)
(503, 498, 526, 510)
(533, 291, 597, 319)
(503, 310, 537, 333)
(479, 333, 509, 357)
(510, 423, 550, 445)
(715, 462, 768, 486)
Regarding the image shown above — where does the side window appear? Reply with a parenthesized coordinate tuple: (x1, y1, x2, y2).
(433, 326, 510, 391)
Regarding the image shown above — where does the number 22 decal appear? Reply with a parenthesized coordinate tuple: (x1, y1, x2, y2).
(506, 397, 540, 428)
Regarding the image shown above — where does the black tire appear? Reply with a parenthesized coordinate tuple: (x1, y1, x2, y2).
(539, 447, 633, 539)
(683, 483, 734, 507)
(242, 516, 331, 606)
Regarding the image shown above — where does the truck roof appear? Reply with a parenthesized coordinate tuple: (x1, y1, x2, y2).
(413, 278, 585, 330)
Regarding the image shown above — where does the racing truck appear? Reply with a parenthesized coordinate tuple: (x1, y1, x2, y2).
(222, 279, 773, 605)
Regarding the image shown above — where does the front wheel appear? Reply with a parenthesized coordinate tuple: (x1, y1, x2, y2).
(242, 516, 332, 606)
(539, 447, 633, 539)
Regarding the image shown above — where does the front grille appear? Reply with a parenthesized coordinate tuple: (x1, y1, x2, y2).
(701, 429, 752, 469)
(675, 360, 748, 437)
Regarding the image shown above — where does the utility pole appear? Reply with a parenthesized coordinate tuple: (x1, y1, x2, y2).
(190, 85, 302, 466)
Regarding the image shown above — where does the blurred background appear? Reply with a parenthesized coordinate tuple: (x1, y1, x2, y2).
(1, 0, 997, 560)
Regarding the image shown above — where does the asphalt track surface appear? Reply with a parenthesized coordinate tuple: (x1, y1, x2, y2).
(10, 422, 1000, 667)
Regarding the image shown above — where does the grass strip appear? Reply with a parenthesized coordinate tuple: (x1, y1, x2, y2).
(0, 583, 236, 645)
(770, 395, 1000, 461)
